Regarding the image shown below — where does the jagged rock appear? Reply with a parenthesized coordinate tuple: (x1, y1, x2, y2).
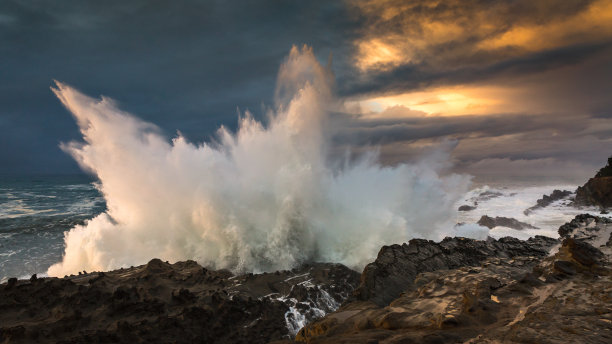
(297, 215, 612, 344)
(477, 215, 538, 230)
(558, 213, 612, 238)
(574, 156, 612, 208)
(524, 189, 572, 215)
(352, 235, 557, 306)
(3, 211, 612, 344)
(0, 260, 359, 343)
(575, 177, 612, 208)
(595, 156, 612, 178)
(563, 238, 604, 267)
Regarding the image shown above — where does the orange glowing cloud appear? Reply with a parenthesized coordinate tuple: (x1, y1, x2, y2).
(350, 0, 612, 72)
(479, 0, 612, 52)
(350, 85, 510, 117)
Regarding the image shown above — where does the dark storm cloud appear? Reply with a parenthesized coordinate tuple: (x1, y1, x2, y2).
(1, 0, 611, 183)
(0, 0, 359, 174)
(341, 0, 612, 98)
(332, 111, 588, 146)
(340, 41, 612, 97)
(329, 104, 612, 183)
(329, 0, 612, 183)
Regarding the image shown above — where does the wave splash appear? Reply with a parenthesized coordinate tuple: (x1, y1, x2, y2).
(48, 46, 470, 277)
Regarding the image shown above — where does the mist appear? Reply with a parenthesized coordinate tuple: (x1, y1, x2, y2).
(48, 46, 470, 277)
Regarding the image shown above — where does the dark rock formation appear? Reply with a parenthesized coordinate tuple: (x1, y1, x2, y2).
(575, 177, 612, 208)
(558, 213, 612, 238)
(297, 215, 612, 343)
(524, 189, 572, 215)
(458, 204, 476, 211)
(575, 156, 612, 208)
(477, 215, 538, 230)
(0, 261, 359, 343)
(3, 213, 611, 343)
(595, 156, 612, 178)
(352, 235, 556, 307)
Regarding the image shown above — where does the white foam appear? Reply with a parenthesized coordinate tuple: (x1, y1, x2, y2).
(47, 46, 470, 277)
(455, 184, 607, 239)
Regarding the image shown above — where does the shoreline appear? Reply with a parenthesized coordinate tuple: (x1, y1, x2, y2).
(2, 213, 611, 343)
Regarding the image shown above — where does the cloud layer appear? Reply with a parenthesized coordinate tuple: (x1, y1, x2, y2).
(1, 0, 611, 184)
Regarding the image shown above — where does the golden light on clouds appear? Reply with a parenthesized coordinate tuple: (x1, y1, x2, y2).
(355, 39, 403, 71)
(346, 0, 612, 119)
(479, 0, 612, 52)
(352, 85, 507, 117)
(351, 0, 612, 72)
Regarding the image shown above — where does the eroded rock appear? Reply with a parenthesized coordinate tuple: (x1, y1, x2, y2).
(297, 215, 612, 344)
(574, 156, 612, 208)
(352, 235, 556, 307)
(524, 189, 573, 215)
(0, 261, 359, 343)
(477, 215, 538, 230)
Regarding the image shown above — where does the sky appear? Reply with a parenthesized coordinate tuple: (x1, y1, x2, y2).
(1, 0, 611, 184)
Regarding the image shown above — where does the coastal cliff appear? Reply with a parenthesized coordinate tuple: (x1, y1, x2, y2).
(575, 156, 612, 209)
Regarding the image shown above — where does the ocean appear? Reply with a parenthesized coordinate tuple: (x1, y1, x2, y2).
(0, 174, 105, 282)
(454, 183, 606, 240)
(0, 174, 606, 283)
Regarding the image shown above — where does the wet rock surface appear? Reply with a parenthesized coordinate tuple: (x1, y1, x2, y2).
(477, 215, 539, 230)
(2, 214, 612, 343)
(297, 214, 612, 344)
(0, 261, 359, 343)
(350, 235, 557, 308)
(524, 189, 573, 215)
(558, 213, 612, 238)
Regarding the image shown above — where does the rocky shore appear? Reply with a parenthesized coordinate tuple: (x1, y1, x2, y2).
(297, 214, 612, 344)
(0, 261, 359, 343)
(2, 214, 611, 343)
(574, 156, 612, 209)
(523, 189, 572, 215)
(477, 215, 538, 230)
(3, 157, 612, 343)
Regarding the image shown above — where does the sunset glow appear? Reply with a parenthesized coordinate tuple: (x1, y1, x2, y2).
(352, 0, 612, 71)
(351, 86, 508, 117)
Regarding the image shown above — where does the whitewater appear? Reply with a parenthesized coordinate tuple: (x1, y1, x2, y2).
(47, 46, 470, 276)
(40, 46, 606, 278)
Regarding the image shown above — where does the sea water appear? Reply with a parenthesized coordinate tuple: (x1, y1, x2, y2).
(0, 174, 104, 282)
(453, 182, 609, 241)
(0, 174, 606, 283)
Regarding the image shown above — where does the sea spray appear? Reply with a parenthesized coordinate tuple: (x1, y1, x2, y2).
(48, 46, 470, 277)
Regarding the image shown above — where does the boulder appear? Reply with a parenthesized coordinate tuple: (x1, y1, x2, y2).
(477, 215, 538, 230)
(458, 205, 476, 211)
